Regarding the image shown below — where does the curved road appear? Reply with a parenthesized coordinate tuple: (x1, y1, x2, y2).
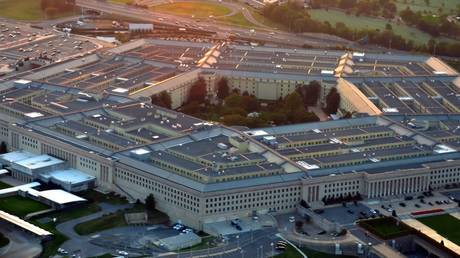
(0, 222, 42, 258)
(56, 202, 131, 257)
(75, 0, 352, 48)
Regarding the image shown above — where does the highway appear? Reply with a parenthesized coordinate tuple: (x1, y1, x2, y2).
(75, 0, 351, 48)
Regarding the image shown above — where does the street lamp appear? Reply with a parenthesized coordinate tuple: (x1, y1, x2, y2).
(236, 235, 240, 249)
(260, 245, 264, 258)
(270, 242, 274, 256)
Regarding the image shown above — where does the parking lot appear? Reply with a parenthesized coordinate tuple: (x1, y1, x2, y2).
(320, 203, 374, 226)
(0, 21, 100, 77)
(366, 192, 458, 217)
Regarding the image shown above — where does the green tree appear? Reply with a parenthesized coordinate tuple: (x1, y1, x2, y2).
(325, 88, 341, 115)
(224, 93, 242, 108)
(302, 81, 321, 106)
(0, 142, 6, 154)
(217, 77, 230, 100)
(221, 114, 247, 126)
(283, 91, 304, 112)
(151, 91, 172, 109)
(145, 193, 156, 212)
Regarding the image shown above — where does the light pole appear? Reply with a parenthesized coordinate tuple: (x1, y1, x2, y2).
(240, 249, 245, 258)
(260, 245, 264, 258)
(236, 235, 240, 249)
(270, 242, 274, 256)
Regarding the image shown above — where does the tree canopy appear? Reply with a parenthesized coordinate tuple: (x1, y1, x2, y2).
(151, 91, 172, 109)
(187, 77, 207, 103)
(325, 88, 341, 115)
(217, 77, 230, 100)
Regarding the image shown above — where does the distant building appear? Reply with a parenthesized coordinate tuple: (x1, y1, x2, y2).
(128, 23, 153, 32)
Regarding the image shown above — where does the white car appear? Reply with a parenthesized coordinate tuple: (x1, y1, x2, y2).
(182, 228, 193, 234)
(117, 250, 129, 256)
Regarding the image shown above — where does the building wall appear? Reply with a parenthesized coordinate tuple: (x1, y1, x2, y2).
(2, 115, 460, 229)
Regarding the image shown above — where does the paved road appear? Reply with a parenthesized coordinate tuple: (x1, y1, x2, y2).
(161, 228, 282, 258)
(75, 0, 352, 48)
(56, 202, 131, 257)
(0, 222, 42, 258)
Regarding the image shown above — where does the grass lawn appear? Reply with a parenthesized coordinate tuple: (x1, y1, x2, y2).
(249, 8, 286, 30)
(308, 9, 454, 45)
(393, 0, 458, 14)
(417, 214, 460, 246)
(41, 203, 101, 224)
(150, 2, 232, 19)
(0, 196, 49, 217)
(74, 211, 127, 235)
(274, 245, 358, 258)
(0, 181, 11, 190)
(0, 232, 9, 248)
(79, 190, 128, 205)
(0, 0, 76, 20)
(358, 217, 412, 239)
(217, 12, 253, 28)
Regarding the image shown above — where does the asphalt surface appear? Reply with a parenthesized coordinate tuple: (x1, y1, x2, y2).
(75, 0, 351, 48)
(0, 221, 42, 258)
(56, 202, 131, 257)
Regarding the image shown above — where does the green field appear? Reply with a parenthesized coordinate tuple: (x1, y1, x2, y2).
(0, 0, 76, 20)
(308, 9, 444, 45)
(217, 12, 253, 28)
(150, 2, 232, 19)
(418, 214, 460, 246)
(358, 217, 413, 239)
(0, 232, 9, 248)
(394, 0, 458, 14)
(40, 203, 101, 224)
(0, 196, 49, 217)
(0, 181, 11, 190)
(74, 212, 127, 235)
